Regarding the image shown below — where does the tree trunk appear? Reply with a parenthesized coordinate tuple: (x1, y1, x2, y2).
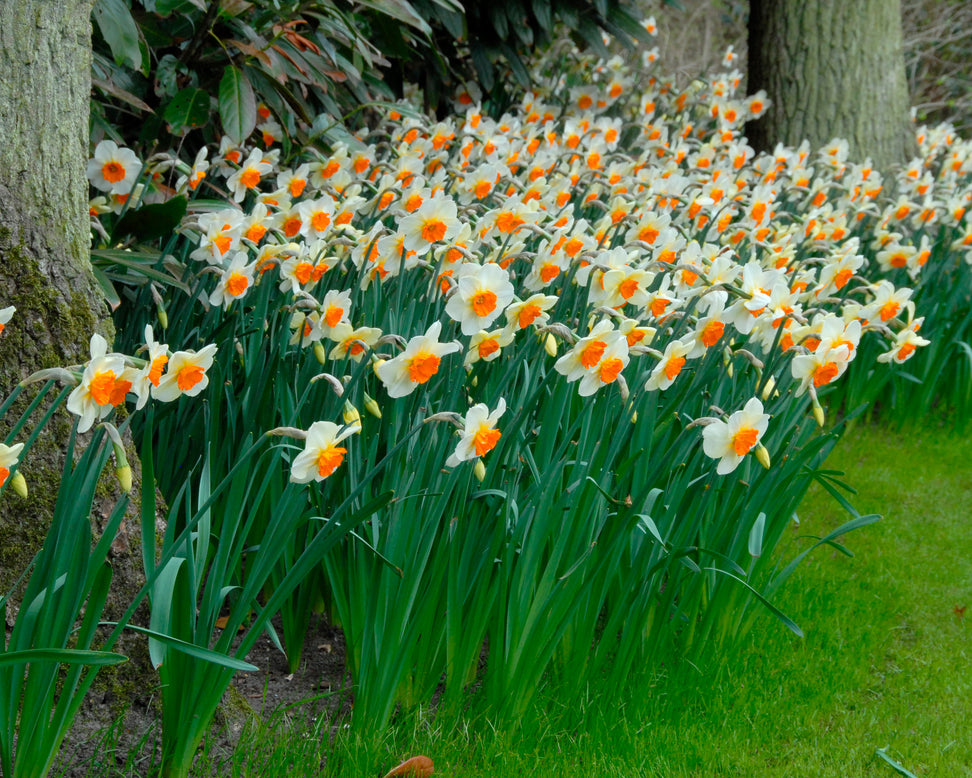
(0, 0, 117, 590)
(746, 0, 918, 171)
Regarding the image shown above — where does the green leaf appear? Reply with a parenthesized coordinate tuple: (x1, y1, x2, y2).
(748, 512, 766, 558)
(354, 0, 432, 35)
(875, 748, 920, 778)
(90, 264, 121, 311)
(219, 66, 257, 144)
(112, 196, 188, 243)
(707, 567, 804, 638)
(126, 624, 258, 672)
(92, 0, 142, 72)
(531, 0, 552, 32)
(0, 648, 127, 668)
(162, 87, 210, 133)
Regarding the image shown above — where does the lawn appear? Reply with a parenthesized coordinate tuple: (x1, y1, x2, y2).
(194, 418, 971, 778)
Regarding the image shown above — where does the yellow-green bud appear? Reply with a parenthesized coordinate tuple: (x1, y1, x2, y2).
(158, 309, 168, 330)
(544, 333, 558, 357)
(811, 396, 825, 427)
(371, 357, 386, 377)
(313, 341, 327, 365)
(473, 459, 487, 482)
(116, 465, 133, 493)
(343, 400, 362, 429)
(10, 471, 27, 498)
(761, 376, 776, 401)
(755, 444, 771, 470)
(363, 393, 382, 419)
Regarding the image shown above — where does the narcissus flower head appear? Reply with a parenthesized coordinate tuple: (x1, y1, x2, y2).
(290, 421, 359, 484)
(0, 441, 25, 491)
(87, 140, 142, 195)
(702, 397, 770, 475)
(446, 398, 506, 467)
(374, 321, 461, 398)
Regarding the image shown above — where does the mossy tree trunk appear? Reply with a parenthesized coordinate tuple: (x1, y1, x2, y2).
(0, 0, 113, 591)
(746, 0, 918, 171)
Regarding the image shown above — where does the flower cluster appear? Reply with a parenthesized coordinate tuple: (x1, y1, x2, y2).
(84, 25, 970, 482)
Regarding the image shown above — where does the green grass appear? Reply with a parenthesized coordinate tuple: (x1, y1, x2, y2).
(94, 420, 972, 777)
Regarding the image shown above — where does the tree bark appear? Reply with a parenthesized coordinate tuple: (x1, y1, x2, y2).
(0, 0, 111, 592)
(747, 0, 918, 171)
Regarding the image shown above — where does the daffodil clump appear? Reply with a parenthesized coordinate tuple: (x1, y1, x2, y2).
(6, 14, 969, 741)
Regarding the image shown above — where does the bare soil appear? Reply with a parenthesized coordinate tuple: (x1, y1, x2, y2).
(53, 616, 350, 777)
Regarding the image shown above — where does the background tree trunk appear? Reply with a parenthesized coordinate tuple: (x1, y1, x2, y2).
(746, 0, 918, 171)
(0, 0, 113, 593)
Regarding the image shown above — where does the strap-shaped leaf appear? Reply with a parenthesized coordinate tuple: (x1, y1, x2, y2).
(126, 624, 258, 672)
(0, 648, 127, 668)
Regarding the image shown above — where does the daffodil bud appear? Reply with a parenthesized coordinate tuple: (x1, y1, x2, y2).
(630, 410, 638, 423)
(104, 424, 132, 493)
(761, 376, 776, 401)
(363, 393, 381, 419)
(116, 464, 133, 493)
(313, 341, 327, 365)
(755, 444, 771, 470)
(544, 332, 558, 357)
(372, 357, 386, 377)
(343, 400, 362, 430)
(473, 459, 486, 482)
(158, 309, 169, 330)
(10, 471, 27, 498)
(471, 376, 478, 387)
(809, 391, 825, 427)
(616, 374, 630, 404)
(813, 401, 825, 427)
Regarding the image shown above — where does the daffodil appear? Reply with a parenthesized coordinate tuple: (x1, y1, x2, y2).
(0, 441, 25, 489)
(87, 140, 142, 195)
(209, 252, 257, 307)
(67, 334, 130, 433)
(446, 398, 506, 467)
(444, 262, 515, 336)
(0, 306, 14, 334)
(290, 421, 359, 484)
(152, 344, 218, 402)
(375, 321, 461, 398)
(702, 398, 770, 475)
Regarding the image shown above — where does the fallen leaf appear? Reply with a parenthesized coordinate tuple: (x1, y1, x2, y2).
(381, 755, 434, 778)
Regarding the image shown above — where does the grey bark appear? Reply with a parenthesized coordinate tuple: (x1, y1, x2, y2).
(0, 0, 112, 593)
(747, 0, 918, 171)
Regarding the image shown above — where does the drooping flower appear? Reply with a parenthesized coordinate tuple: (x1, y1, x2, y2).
(289, 421, 359, 484)
(702, 398, 770, 475)
(446, 398, 506, 467)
